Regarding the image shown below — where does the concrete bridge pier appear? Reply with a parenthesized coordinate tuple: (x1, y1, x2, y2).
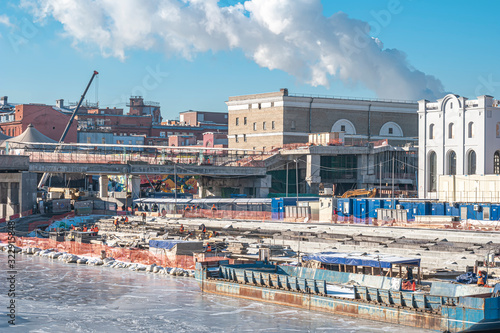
(99, 175, 108, 198)
(130, 176, 141, 200)
(306, 154, 321, 194)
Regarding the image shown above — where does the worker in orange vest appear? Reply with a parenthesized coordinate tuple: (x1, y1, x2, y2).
(180, 224, 184, 233)
(83, 225, 88, 232)
(477, 271, 487, 286)
(114, 218, 119, 231)
(94, 225, 99, 234)
(211, 204, 217, 211)
(206, 244, 212, 252)
(185, 205, 190, 211)
(71, 225, 75, 230)
(125, 216, 129, 223)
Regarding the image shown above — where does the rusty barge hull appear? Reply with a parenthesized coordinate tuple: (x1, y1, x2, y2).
(199, 276, 446, 331)
(195, 262, 500, 332)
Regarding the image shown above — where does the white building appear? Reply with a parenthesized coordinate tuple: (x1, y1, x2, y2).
(418, 94, 500, 200)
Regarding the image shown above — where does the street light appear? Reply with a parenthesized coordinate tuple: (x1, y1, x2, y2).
(295, 159, 299, 216)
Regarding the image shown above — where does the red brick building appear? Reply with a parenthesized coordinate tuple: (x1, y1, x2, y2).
(0, 104, 77, 142)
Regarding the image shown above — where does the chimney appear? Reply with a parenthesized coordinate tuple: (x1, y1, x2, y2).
(0, 96, 7, 105)
(56, 99, 64, 108)
(280, 88, 288, 96)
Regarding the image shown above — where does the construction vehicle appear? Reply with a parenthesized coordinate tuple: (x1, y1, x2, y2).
(341, 188, 377, 198)
(38, 70, 99, 189)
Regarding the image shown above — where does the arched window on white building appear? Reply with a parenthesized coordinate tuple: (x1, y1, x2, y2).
(331, 119, 356, 135)
(468, 122, 474, 138)
(467, 150, 476, 175)
(429, 151, 437, 192)
(447, 150, 457, 175)
(429, 124, 434, 139)
(494, 151, 500, 174)
(448, 123, 454, 139)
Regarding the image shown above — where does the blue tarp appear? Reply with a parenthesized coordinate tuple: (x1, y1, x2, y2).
(149, 240, 190, 250)
(302, 252, 421, 269)
(456, 272, 478, 284)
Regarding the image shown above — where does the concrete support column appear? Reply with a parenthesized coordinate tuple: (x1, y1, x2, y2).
(6, 182, 13, 216)
(306, 154, 321, 194)
(198, 177, 207, 198)
(130, 176, 141, 200)
(254, 175, 272, 198)
(99, 175, 109, 198)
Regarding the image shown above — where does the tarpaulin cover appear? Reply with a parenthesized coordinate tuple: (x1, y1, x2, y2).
(302, 252, 420, 269)
(149, 240, 190, 250)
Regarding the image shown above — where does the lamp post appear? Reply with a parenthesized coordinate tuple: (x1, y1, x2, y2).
(295, 159, 299, 216)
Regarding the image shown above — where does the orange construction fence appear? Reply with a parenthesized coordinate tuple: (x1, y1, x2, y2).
(0, 233, 226, 270)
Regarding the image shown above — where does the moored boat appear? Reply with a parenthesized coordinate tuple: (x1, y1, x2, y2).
(195, 260, 500, 332)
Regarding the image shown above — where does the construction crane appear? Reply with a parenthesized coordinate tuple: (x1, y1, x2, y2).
(341, 188, 377, 198)
(38, 70, 99, 189)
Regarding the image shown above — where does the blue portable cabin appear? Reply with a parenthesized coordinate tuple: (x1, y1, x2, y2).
(445, 202, 461, 218)
(353, 198, 369, 223)
(271, 197, 319, 220)
(367, 199, 384, 219)
(383, 199, 399, 209)
(413, 201, 431, 216)
(431, 202, 445, 216)
(491, 204, 500, 220)
(337, 198, 353, 218)
(397, 200, 415, 221)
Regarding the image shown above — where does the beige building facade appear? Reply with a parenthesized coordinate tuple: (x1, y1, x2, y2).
(227, 89, 418, 151)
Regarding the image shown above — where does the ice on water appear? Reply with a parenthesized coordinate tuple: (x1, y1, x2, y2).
(0, 253, 429, 332)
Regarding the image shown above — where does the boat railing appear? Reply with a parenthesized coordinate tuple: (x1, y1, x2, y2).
(218, 265, 463, 312)
(219, 266, 328, 294)
(354, 286, 458, 312)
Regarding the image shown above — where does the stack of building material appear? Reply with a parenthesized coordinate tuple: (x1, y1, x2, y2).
(226, 242, 248, 255)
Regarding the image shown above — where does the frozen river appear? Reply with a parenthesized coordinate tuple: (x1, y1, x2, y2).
(0, 253, 430, 332)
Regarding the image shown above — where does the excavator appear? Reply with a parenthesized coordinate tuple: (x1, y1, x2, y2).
(341, 188, 377, 198)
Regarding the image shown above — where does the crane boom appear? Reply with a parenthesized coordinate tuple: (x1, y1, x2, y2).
(38, 70, 99, 189)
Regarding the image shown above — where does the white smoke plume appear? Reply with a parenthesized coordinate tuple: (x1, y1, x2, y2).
(21, 0, 445, 100)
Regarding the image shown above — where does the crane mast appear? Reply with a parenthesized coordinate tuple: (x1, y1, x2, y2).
(38, 70, 99, 189)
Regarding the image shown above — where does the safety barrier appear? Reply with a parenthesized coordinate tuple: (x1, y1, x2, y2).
(0, 232, 228, 270)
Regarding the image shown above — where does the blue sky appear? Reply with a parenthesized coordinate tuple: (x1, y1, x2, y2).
(1, 0, 499, 120)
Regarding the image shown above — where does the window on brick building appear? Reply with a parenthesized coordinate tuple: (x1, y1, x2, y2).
(388, 127, 393, 134)
(243, 134, 246, 142)
(341, 125, 346, 132)
(258, 103, 261, 109)
(236, 117, 239, 126)
(160, 132, 166, 137)
(272, 121, 275, 130)
(244, 117, 247, 125)
(291, 120, 296, 130)
(235, 135, 239, 143)
(263, 122, 266, 130)
(253, 122, 257, 131)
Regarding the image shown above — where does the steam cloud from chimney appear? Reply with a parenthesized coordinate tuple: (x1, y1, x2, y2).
(22, 0, 446, 100)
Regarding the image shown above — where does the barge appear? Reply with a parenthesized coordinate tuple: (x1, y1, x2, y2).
(195, 260, 500, 332)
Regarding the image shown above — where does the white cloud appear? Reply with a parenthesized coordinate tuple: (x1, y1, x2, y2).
(21, 0, 446, 100)
(0, 14, 14, 28)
